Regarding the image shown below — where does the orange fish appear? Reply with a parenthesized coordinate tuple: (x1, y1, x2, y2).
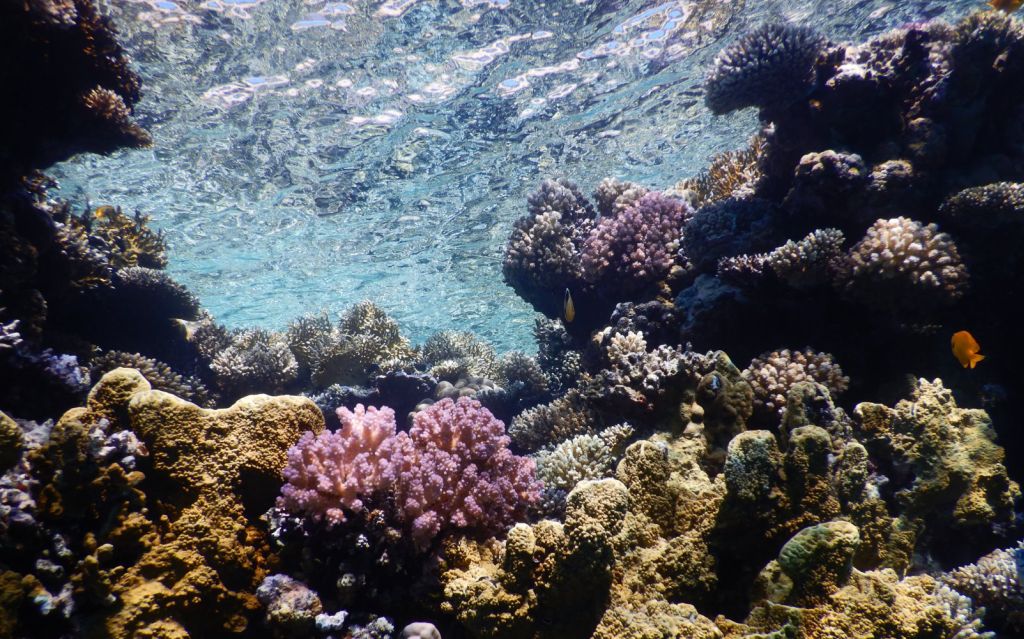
(989, 0, 1023, 13)
(951, 330, 985, 369)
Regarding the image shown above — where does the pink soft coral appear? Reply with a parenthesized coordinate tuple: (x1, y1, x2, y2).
(387, 397, 541, 548)
(277, 397, 540, 549)
(278, 404, 398, 525)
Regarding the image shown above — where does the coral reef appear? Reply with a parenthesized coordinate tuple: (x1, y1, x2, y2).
(855, 379, 1020, 559)
(286, 303, 416, 390)
(0, 0, 149, 184)
(211, 328, 299, 398)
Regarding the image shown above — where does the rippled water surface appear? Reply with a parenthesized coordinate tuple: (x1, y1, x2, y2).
(53, 0, 974, 350)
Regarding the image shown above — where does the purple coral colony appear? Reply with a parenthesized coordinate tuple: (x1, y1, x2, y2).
(1, 0, 1023, 638)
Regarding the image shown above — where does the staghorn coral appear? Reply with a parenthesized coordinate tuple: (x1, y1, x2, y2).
(88, 350, 212, 407)
(210, 328, 299, 397)
(742, 348, 849, 421)
(840, 217, 968, 310)
(581, 192, 692, 291)
(705, 23, 827, 115)
(855, 379, 1020, 544)
(941, 541, 1024, 633)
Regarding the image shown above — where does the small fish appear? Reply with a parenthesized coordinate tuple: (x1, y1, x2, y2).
(171, 318, 202, 341)
(93, 205, 116, 220)
(563, 288, 575, 323)
(989, 0, 1023, 13)
(951, 330, 985, 369)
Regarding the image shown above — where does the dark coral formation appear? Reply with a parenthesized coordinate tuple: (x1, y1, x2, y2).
(0, 0, 150, 186)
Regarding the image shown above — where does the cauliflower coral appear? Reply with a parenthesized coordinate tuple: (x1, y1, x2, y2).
(278, 397, 540, 549)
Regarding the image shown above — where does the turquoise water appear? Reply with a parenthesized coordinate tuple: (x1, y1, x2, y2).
(52, 0, 974, 351)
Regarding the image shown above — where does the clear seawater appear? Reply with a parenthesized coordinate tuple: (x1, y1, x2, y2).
(51, 0, 976, 352)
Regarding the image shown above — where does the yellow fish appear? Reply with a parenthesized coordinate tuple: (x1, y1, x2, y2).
(990, 0, 1023, 13)
(93, 205, 116, 220)
(951, 330, 985, 369)
(563, 288, 575, 323)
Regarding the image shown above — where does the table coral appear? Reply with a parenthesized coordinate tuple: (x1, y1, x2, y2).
(704, 23, 828, 115)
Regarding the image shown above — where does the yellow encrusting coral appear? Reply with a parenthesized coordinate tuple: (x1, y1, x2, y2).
(33, 368, 323, 639)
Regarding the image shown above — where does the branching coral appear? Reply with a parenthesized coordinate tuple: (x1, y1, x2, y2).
(278, 404, 399, 526)
(593, 178, 650, 217)
(502, 179, 599, 319)
(285, 303, 416, 389)
(580, 192, 693, 290)
(669, 135, 766, 208)
(742, 348, 850, 421)
(840, 217, 968, 309)
(534, 423, 634, 511)
(420, 330, 499, 382)
(71, 206, 167, 270)
(278, 397, 539, 550)
(508, 391, 598, 452)
(210, 328, 299, 397)
(705, 23, 827, 115)
(0, 0, 149, 183)
(88, 350, 212, 407)
(941, 541, 1024, 633)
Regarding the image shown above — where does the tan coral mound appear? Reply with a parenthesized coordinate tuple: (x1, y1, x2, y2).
(856, 378, 1020, 529)
(49, 368, 323, 638)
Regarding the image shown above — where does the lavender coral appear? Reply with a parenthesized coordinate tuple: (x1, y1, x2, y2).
(581, 192, 693, 290)
(278, 397, 539, 550)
